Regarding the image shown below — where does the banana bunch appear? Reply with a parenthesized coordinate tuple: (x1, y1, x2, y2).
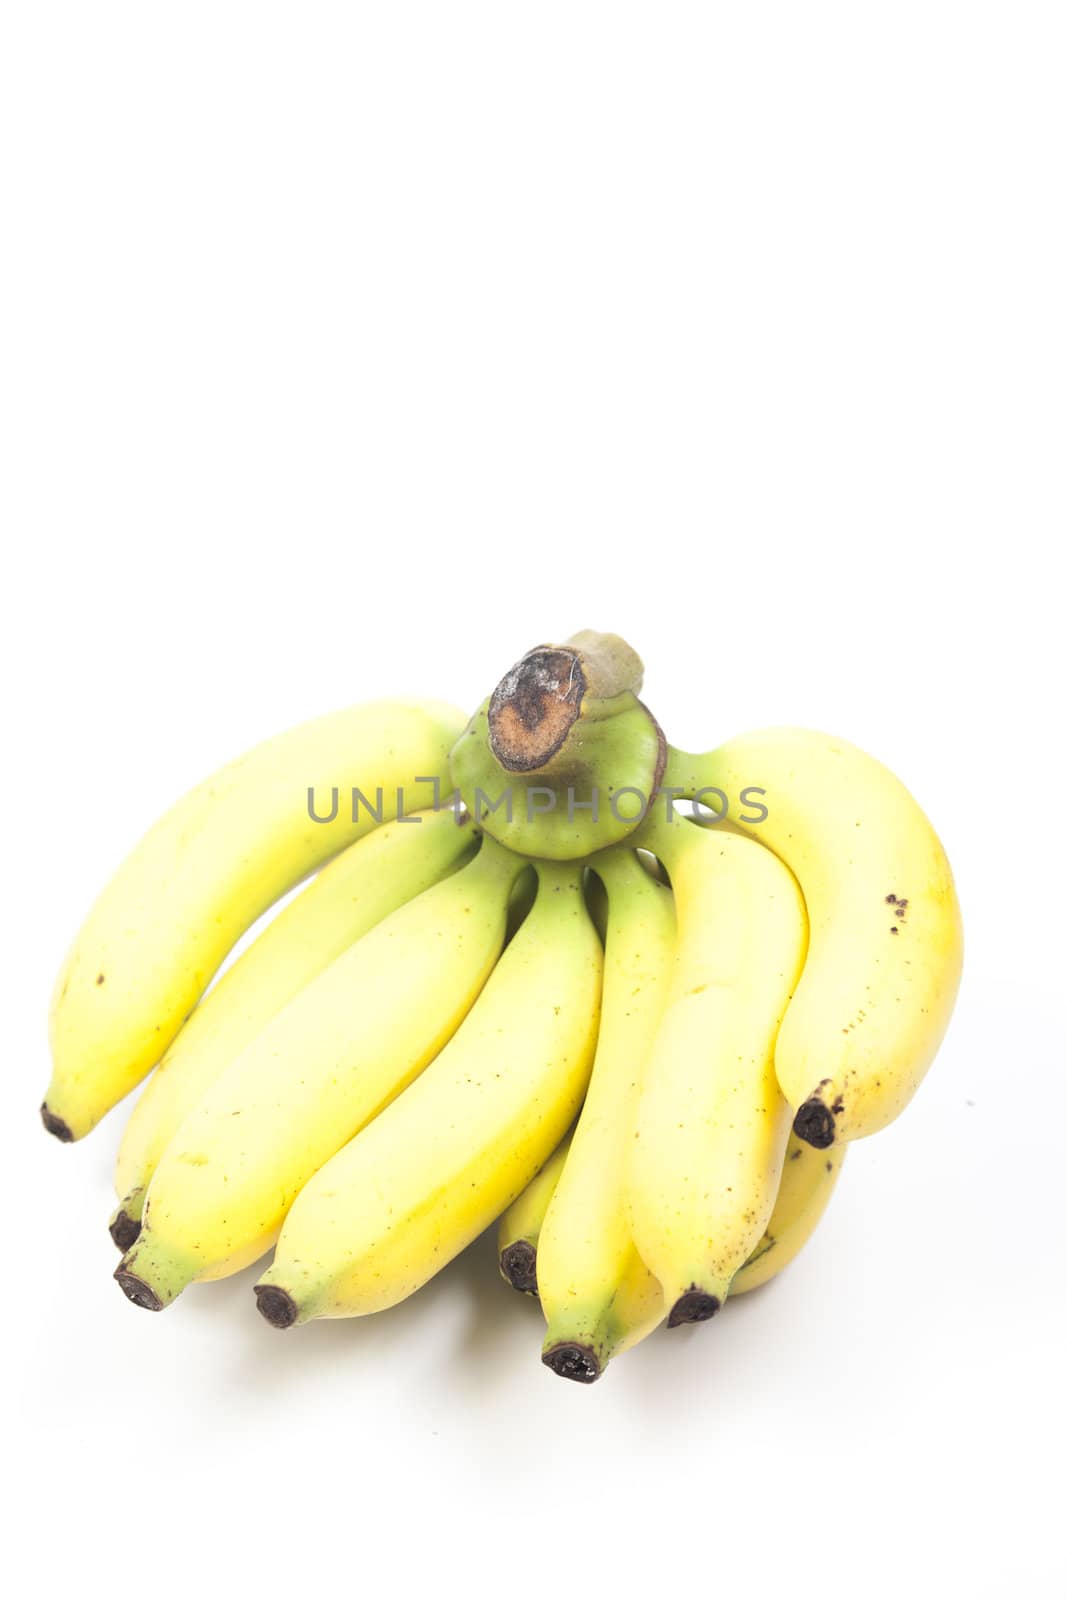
(43, 632, 962, 1382)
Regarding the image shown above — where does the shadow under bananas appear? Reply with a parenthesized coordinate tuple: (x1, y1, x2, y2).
(167, 1202, 847, 1430)
(184, 1224, 538, 1409)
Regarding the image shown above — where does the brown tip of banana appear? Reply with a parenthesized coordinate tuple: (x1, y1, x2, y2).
(254, 1284, 300, 1329)
(40, 1103, 74, 1142)
(499, 1240, 539, 1295)
(109, 1210, 142, 1253)
(114, 1267, 164, 1312)
(667, 1290, 721, 1328)
(542, 1342, 602, 1383)
(793, 1097, 837, 1149)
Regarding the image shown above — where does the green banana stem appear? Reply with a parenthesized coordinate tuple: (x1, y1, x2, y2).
(450, 631, 665, 860)
(487, 631, 645, 774)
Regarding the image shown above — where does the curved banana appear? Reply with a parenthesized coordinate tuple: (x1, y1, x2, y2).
(254, 862, 602, 1326)
(731, 1135, 846, 1294)
(626, 812, 808, 1328)
(113, 838, 521, 1309)
(498, 1133, 573, 1294)
(110, 808, 475, 1250)
(538, 849, 676, 1382)
(545, 1253, 663, 1383)
(665, 728, 963, 1145)
(45, 698, 467, 1140)
(504, 1129, 845, 1379)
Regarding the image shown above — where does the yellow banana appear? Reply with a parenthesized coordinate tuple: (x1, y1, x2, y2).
(626, 812, 808, 1327)
(109, 808, 475, 1250)
(544, 1253, 663, 1382)
(254, 862, 602, 1326)
(45, 698, 467, 1140)
(498, 1133, 573, 1294)
(113, 838, 520, 1309)
(665, 728, 963, 1144)
(502, 1129, 844, 1377)
(538, 849, 676, 1382)
(732, 1135, 846, 1294)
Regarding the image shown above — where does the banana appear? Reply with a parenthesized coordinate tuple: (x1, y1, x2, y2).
(731, 1135, 846, 1294)
(538, 849, 676, 1382)
(109, 808, 475, 1250)
(253, 861, 602, 1326)
(112, 838, 521, 1309)
(664, 728, 963, 1144)
(626, 811, 808, 1328)
(45, 698, 467, 1140)
(503, 1129, 846, 1376)
(498, 1133, 573, 1294)
(545, 1253, 663, 1382)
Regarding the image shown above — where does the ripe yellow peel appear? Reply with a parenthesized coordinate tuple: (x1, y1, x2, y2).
(46, 698, 467, 1138)
(111, 806, 475, 1239)
(626, 815, 808, 1326)
(538, 848, 676, 1379)
(113, 839, 520, 1308)
(498, 1133, 574, 1294)
(255, 863, 602, 1324)
(731, 1136, 846, 1295)
(666, 727, 963, 1143)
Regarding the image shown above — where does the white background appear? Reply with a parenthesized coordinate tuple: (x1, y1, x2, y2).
(4, 5, 1065, 1597)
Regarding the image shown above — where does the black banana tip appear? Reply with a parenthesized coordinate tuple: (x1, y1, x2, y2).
(254, 1284, 299, 1329)
(114, 1267, 163, 1312)
(793, 1097, 837, 1149)
(109, 1211, 142, 1253)
(542, 1342, 601, 1384)
(667, 1290, 721, 1328)
(40, 1104, 73, 1142)
(499, 1240, 539, 1295)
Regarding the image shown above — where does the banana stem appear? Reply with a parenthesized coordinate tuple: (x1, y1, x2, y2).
(487, 632, 644, 774)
